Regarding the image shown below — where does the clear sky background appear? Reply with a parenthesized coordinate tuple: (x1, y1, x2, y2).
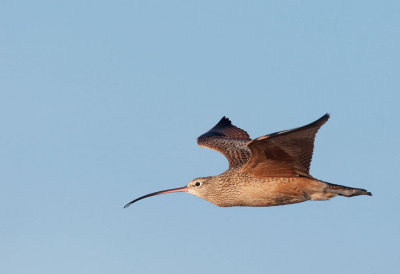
(1, 1, 399, 274)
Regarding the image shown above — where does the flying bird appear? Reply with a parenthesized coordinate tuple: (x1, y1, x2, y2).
(124, 114, 371, 208)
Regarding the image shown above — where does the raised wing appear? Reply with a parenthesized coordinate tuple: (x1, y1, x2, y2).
(241, 114, 330, 178)
(197, 117, 251, 169)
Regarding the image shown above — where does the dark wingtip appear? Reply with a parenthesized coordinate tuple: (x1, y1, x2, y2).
(305, 113, 330, 130)
(217, 116, 233, 127)
(366, 191, 372, 196)
(318, 113, 330, 124)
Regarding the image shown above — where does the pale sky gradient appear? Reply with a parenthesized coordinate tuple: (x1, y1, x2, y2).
(1, 1, 399, 274)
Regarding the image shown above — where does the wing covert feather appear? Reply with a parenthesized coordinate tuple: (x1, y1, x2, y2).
(242, 114, 329, 178)
(197, 117, 251, 169)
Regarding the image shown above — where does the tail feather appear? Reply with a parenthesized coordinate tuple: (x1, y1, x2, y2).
(325, 183, 372, 197)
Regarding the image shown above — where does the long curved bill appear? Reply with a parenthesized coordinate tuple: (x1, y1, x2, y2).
(124, 186, 188, 208)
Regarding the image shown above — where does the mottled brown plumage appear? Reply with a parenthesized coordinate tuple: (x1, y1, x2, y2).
(124, 114, 371, 208)
(197, 116, 251, 169)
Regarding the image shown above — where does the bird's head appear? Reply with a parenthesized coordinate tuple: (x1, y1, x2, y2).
(186, 176, 214, 199)
(123, 176, 215, 208)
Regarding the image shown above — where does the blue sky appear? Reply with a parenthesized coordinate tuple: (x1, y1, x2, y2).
(1, 1, 399, 273)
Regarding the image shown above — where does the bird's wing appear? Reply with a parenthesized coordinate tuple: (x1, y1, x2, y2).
(197, 117, 252, 169)
(241, 114, 330, 178)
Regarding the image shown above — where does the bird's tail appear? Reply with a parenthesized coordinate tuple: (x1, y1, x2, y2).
(325, 182, 372, 197)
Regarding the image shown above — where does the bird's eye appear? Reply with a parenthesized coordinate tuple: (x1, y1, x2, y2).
(195, 182, 201, 187)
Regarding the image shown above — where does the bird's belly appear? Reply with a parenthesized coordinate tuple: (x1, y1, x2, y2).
(217, 178, 310, 207)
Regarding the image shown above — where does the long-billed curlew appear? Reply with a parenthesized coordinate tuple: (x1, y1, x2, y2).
(124, 114, 371, 208)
